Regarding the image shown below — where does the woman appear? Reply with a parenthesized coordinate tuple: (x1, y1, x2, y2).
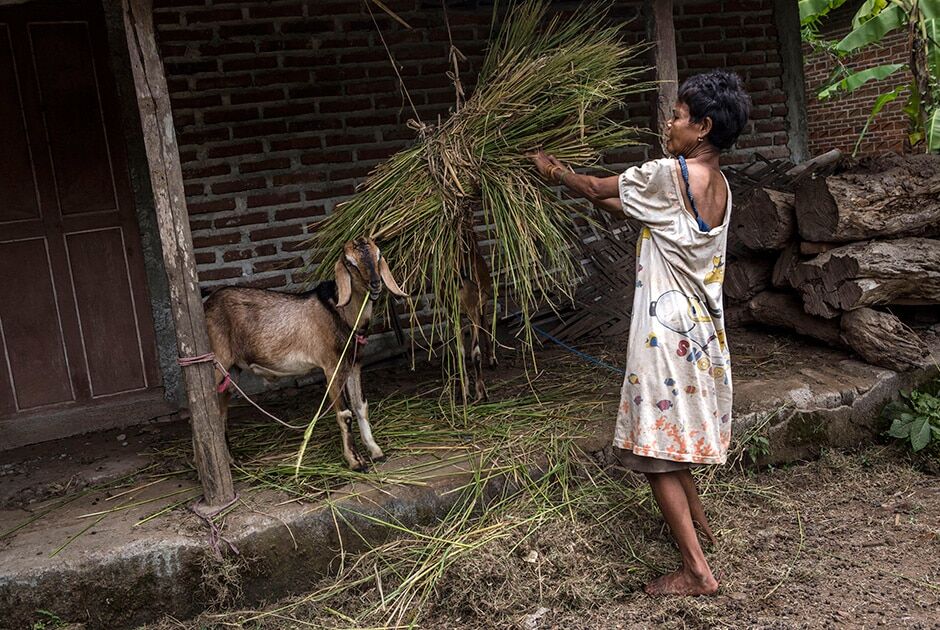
(532, 70, 750, 596)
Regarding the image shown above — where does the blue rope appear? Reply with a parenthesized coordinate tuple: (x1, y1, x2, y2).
(678, 155, 711, 232)
(532, 325, 626, 376)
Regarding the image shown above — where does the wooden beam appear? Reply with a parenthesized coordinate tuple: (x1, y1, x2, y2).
(645, 0, 677, 158)
(120, 0, 235, 507)
(773, 0, 810, 163)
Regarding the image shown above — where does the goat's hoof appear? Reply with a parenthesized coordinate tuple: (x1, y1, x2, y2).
(372, 453, 387, 463)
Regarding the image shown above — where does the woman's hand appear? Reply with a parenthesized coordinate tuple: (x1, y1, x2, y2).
(529, 150, 565, 182)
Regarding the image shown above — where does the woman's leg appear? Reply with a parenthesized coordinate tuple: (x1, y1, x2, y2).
(677, 469, 718, 546)
(644, 471, 719, 596)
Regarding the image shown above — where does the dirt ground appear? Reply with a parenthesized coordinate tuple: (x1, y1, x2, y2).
(4, 325, 938, 629)
(142, 446, 939, 630)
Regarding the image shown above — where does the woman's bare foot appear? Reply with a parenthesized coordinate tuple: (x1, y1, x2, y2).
(644, 567, 719, 596)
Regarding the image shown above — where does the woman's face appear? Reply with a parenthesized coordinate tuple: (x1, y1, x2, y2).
(665, 101, 707, 157)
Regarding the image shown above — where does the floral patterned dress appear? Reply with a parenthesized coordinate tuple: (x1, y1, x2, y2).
(613, 158, 733, 465)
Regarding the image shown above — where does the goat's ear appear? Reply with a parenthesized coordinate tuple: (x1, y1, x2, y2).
(334, 258, 352, 306)
(379, 257, 408, 297)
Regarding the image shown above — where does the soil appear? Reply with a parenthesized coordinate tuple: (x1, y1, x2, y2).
(146, 446, 939, 630)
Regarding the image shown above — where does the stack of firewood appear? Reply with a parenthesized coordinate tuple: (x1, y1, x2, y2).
(725, 152, 940, 372)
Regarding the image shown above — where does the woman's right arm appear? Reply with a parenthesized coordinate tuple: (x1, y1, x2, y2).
(530, 151, 622, 217)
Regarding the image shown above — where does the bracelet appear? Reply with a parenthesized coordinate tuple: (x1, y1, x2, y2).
(548, 165, 563, 182)
(558, 169, 568, 185)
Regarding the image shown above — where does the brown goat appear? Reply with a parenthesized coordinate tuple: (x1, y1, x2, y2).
(204, 237, 407, 470)
(458, 235, 497, 403)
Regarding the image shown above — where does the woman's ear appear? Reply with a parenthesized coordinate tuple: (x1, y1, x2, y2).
(334, 258, 352, 306)
(700, 116, 713, 138)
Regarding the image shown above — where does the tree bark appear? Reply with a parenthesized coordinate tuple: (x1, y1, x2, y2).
(748, 291, 843, 346)
(791, 237, 940, 318)
(122, 0, 234, 506)
(731, 188, 795, 250)
(794, 154, 940, 242)
(725, 256, 773, 302)
(840, 308, 931, 372)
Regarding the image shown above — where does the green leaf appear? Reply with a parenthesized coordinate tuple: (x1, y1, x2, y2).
(800, 0, 850, 26)
(835, 4, 905, 53)
(853, 0, 888, 28)
(921, 0, 940, 20)
(927, 106, 940, 151)
(882, 400, 912, 421)
(889, 415, 914, 438)
(854, 84, 907, 155)
(911, 416, 931, 451)
(818, 64, 907, 98)
(927, 18, 940, 98)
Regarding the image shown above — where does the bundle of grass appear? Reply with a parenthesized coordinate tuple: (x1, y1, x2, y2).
(311, 0, 650, 394)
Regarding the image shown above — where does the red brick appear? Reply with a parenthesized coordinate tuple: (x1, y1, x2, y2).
(206, 141, 263, 158)
(203, 107, 261, 124)
(193, 232, 241, 248)
(305, 184, 355, 200)
(222, 244, 278, 262)
(222, 56, 278, 72)
(195, 252, 216, 265)
(247, 191, 302, 208)
(157, 28, 213, 42)
(184, 164, 231, 179)
(274, 205, 326, 221)
(239, 157, 291, 174)
(210, 177, 266, 194)
(199, 267, 243, 281)
(232, 120, 288, 139)
(195, 74, 253, 90)
(230, 88, 286, 105)
(299, 150, 352, 165)
(188, 198, 236, 215)
(241, 275, 289, 290)
(272, 171, 327, 186)
(253, 257, 303, 273)
(250, 224, 304, 241)
(249, 3, 304, 18)
(214, 212, 269, 229)
(270, 136, 322, 151)
(186, 8, 242, 23)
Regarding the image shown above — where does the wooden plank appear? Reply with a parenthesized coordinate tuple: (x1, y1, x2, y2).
(645, 0, 677, 158)
(120, 0, 234, 506)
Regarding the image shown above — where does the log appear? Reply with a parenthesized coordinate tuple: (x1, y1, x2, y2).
(122, 0, 235, 506)
(799, 241, 839, 255)
(840, 308, 930, 371)
(731, 188, 795, 250)
(794, 153, 940, 242)
(748, 291, 843, 346)
(723, 303, 754, 328)
(771, 241, 801, 289)
(724, 256, 773, 302)
(786, 148, 842, 181)
(791, 237, 940, 318)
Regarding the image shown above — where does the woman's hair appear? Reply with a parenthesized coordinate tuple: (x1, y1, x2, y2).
(677, 70, 751, 151)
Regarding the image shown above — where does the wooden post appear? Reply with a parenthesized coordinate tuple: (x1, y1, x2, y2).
(121, 0, 235, 506)
(645, 0, 677, 158)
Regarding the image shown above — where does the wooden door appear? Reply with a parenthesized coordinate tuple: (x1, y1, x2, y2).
(0, 0, 166, 447)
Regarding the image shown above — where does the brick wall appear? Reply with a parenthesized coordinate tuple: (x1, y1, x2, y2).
(151, 0, 790, 293)
(802, 5, 910, 156)
(676, 0, 790, 164)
